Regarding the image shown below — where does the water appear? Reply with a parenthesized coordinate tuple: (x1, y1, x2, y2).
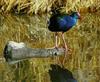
(0, 13, 100, 82)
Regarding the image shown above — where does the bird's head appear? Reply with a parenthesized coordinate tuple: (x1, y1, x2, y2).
(70, 12, 81, 19)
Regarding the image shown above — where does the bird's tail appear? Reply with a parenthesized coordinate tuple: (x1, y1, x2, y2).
(51, 8, 60, 15)
(50, 7, 61, 15)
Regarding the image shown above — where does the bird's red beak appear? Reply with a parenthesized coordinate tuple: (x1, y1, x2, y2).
(77, 12, 81, 19)
(77, 12, 81, 20)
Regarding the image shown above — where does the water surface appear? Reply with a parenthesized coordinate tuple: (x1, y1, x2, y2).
(0, 13, 100, 82)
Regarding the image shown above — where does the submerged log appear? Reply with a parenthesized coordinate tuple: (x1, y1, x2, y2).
(4, 41, 65, 64)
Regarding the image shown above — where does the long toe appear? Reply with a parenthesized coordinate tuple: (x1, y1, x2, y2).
(63, 45, 68, 52)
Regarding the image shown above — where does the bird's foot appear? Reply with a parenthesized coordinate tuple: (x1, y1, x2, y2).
(63, 45, 68, 52)
(62, 46, 68, 65)
(63, 45, 72, 52)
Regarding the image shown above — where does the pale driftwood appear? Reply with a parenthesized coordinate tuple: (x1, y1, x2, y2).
(4, 41, 65, 64)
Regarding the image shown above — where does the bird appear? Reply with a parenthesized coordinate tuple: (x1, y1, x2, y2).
(49, 64, 77, 82)
(48, 10, 81, 51)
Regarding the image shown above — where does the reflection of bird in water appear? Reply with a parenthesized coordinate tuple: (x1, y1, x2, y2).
(48, 10, 81, 51)
(49, 64, 77, 82)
